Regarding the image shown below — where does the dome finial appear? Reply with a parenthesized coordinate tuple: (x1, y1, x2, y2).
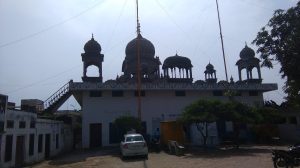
(136, 0, 141, 36)
(245, 41, 247, 46)
(92, 33, 94, 39)
(230, 76, 234, 83)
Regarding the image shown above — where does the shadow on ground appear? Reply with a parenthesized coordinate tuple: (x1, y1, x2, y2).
(46, 145, 277, 165)
(48, 147, 120, 166)
(121, 155, 148, 162)
(183, 145, 273, 159)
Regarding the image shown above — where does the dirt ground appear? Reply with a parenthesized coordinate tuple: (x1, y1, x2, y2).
(28, 145, 283, 168)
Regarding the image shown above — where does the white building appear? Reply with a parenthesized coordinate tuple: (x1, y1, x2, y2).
(0, 109, 66, 168)
(43, 34, 277, 149)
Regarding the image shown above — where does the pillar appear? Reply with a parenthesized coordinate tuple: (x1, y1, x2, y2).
(257, 66, 262, 79)
(186, 69, 188, 78)
(238, 68, 242, 81)
(83, 64, 87, 77)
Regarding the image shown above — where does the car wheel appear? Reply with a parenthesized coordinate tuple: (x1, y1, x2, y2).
(145, 154, 148, 160)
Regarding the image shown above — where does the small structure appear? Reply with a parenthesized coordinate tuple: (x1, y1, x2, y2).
(204, 62, 217, 83)
(162, 53, 193, 83)
(81, 35, 104, 83)
(0, 108, 68, 168)
(21, 99, 44, 113)
(160, 121, 185, 146)
(278, 110, 300, 142)
(236, 43, 262, 83)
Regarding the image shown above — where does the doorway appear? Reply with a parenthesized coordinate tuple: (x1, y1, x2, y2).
(90, 123, 102, 148)
(45, 134, 50, 159)
(15, 136, 25, 167)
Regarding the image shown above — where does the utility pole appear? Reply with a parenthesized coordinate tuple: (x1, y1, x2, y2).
(136, 0, 142, 121)
(216, 0, 228, 82)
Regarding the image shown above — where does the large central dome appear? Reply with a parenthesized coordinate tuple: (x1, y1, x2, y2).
(120, 33, 160, 81)
(125, 33, 155, 59)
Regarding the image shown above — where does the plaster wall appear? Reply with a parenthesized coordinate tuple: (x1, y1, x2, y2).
(0, 110, 65, 168)
(81, 89, 264, 148)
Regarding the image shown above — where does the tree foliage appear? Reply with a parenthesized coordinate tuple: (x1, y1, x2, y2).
(181, 99, 221, 147)
(114, 115, 142, 136)
(252, 2, 300, 105)
(182, 100, 220, 123)
(256, 106, 283, 124)
(181, 99, 261, 147)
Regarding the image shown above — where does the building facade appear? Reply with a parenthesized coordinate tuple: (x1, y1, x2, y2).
(0, 109, 66, 168)
(51, 33, 278, 148)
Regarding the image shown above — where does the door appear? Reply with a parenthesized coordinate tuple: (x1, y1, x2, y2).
(90, 123, 102, 148)
(15, 136, 25, 167)
(45, 134, 50, 159)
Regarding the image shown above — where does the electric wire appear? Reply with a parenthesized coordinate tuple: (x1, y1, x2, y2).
(6, 64, 80, 94)
(2, 0, 287, 101)
(0, 0, 106, 49)
(105, 0, 129, 50)
(154, 0, 193, 43)
(1, 0, 122, 94)
(154, 0, 213, 60)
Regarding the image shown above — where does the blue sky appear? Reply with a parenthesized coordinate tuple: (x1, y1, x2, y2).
(0, 0, 298, 110)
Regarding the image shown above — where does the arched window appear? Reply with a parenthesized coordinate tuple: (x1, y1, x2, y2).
(86, 65, 99, 77)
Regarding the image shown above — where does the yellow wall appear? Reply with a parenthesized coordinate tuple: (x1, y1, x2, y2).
(160, 121, 185, 145)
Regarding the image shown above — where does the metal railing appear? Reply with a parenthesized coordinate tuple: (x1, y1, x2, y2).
(43, 80, 73, 110)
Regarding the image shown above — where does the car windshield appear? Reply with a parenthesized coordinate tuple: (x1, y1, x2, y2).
(125, 135, 144, 142)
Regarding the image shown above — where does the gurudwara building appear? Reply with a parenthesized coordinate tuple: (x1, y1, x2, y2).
(43, 33, 277, 148)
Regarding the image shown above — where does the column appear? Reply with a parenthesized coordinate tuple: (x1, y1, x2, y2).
(246, 69, 250, 80)
(238, 68, 242, 81)
(83, 64, 87, 77)
(189, 68, 193, 79)
(257, 66, 262, 79)
(186, 69, 189, 79)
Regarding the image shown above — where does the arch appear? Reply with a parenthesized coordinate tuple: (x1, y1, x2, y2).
(250, 67, 259, 79)
(240, 68, 247, 80)
(86, 65, 100, 77)
(252, 67, 261, 79)
(81, 36, 104, 82)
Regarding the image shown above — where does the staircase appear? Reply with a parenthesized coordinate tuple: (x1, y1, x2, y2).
(43, 80, 73, 113)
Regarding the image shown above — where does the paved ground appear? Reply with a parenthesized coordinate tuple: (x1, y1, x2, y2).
(28, 145, 282, 168)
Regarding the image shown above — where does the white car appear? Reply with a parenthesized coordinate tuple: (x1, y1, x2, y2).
(120, 133, 148, 159)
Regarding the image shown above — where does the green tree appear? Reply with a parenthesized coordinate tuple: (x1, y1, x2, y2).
(181, 100, 221, 148)
(258, 101, 284, 124)
(182, 100, 262, 148)
(252, 102, 284, 143)
(252, 2, 300, 106)
(114, 115, 142, 137)
(222, 102, 262, 148)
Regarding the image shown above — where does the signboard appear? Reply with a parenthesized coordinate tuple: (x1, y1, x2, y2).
(0, 94, 8, 133)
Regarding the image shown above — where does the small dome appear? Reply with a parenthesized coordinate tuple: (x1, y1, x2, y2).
(125, 34, 155, 58)
(206, 63, 214, 71)
(84, 36, 101, 53)
(240, 44, 255, 60)
(163, 54, 192, 69)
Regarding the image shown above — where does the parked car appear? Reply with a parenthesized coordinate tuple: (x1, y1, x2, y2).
(120, 133, 148, 159)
